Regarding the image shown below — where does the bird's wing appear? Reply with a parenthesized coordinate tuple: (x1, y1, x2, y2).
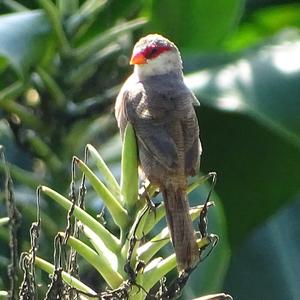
(125, 87, 179, 171)
(181, 105, 202, 176)
(116, 75, 201, 175)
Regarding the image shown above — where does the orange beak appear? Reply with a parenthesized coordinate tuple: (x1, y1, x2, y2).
(130, 52, 147, 65)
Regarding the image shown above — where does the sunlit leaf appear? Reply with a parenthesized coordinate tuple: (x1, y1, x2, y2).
(86, 144, 121, 199)
(35, 256, 97, 298)
(186, 29, 300, 147)
(148, 0, 244, 51)
(120, 123, 138, 213)
(41, 186, 120, 252)
(0, 10, 54, 76)
(63, 233, 124, 289)
(74, 157, 128, 229)
(184, 29, 300, 249)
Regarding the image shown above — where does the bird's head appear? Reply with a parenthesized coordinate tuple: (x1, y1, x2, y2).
(130, 34, 183, 78)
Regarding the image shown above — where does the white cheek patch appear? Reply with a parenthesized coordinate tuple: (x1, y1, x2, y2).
(135, 52, 182, 77)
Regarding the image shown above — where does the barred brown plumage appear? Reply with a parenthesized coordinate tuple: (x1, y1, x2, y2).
(115, 34, 202, 271)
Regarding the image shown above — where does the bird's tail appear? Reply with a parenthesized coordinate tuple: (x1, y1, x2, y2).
(161, 183, 199, 271)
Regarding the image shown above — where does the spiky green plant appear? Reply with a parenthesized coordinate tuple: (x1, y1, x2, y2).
(23, 124, 218, 299)
(0, 0, 146, 189)
(0, 2, 229, 299)
(0, 0, 147, 290)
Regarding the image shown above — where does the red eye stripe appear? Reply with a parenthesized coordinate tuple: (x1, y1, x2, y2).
(142, 45, 172, 60)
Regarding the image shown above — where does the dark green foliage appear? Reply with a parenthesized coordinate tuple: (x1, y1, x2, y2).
(0, 0, 300, 299)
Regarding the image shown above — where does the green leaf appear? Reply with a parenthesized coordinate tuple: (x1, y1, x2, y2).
(121, 204, 149, 258)
(138, 204, 212, 264)
(63, 233, 124, 289)
(141, 236, 213, 292)
(184, 29, 300, 248)
(36, 67, 66, 107)
(0, 10, 54, 76)
(0, 101, 45, 130)
(35, 256, 97, 298)
(224, 3, 300, 51)
(186, 29, 300, 147)
(86, 144, 121, 199)
(38, 0, 71, 54)
(74, 156, 128, 230)
(25, 131, 62, 172)
(185, 191, 231, 297)
(57, 0, 79, 17)
(75, 18, 147, 60)
(80, 222, 126, 276)
(41, 186, 120, 252)
(67, 0, 107, 39)
(142, 177, 213, 235)
(120, 123, 139, 213)
(0, 82, 24, 104)
(2, 0, 29, 12)
(147, 0, 244, 52)
(143, 203, 165, 234)
(224, 197, 300, 299)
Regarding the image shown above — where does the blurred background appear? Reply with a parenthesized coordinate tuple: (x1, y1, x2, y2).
(0, 0, 300, 299)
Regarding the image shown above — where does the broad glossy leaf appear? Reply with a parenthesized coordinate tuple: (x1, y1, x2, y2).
(224, 196, 300, 300)
(224, 3, 300, 51)
(0, 10, 54, 76)
(147, 0, 245, 51)
(186, 29, 300, 146)
(184, 29, 300, 248)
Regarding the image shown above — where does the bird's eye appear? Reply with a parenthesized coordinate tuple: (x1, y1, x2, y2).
(150, 48, 158, 55)
(147, 47, 158, 58)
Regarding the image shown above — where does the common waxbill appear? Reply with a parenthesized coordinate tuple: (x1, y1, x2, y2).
(115, 34, 202, 271)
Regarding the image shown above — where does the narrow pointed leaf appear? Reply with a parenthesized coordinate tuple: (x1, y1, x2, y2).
(38, 0, 71, 54)
(121, 205, 149, 258)
(74, 157, 128, 229)
(36, 67, 66, 107)
(26, 131, 62, 171)
(143, 253, 176, 291)
(143, 203, 165, 234)
(57, 0, 79, 16)
(121, 123, 138, 212)
(137, 227, 169, 263)
(87, 144, 121, 199)
(75, 18, 147, 60)
(67, 0, 107, 38)
(0, 81, 24, 104)
(63, 233, 124, 289)
(2, 0, 29, 12)
(35, 256, 97, 298)
(68, 44, 120, 84)
(187, 173, 215, 194)
(142, 236, 213, 291)
(0, 101, 45, 130)
(143, 202, 212, 235)
(41, 186, 120, 252)
(139, 204, 212, 263)
(80, 223, 126, 276)
(0, 162, 45, 188)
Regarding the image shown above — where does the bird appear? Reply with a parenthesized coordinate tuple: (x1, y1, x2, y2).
(115, 34, 202, 271)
